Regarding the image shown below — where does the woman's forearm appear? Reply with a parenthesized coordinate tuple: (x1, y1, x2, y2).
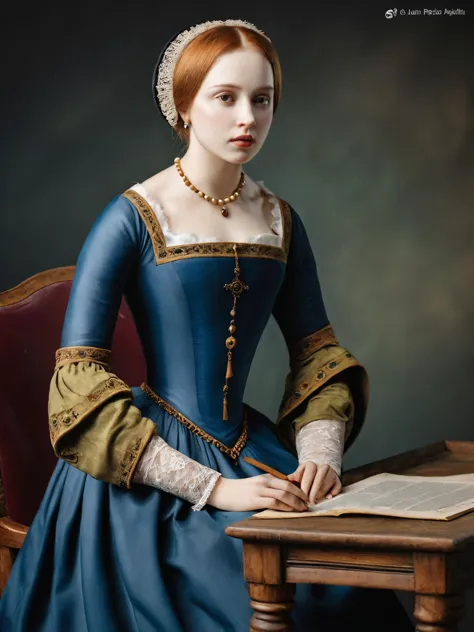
(133, 435, 222, 511)
(295, 419, 345, 476)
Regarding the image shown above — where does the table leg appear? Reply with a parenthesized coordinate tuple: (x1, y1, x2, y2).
(248, 582, 295, 632)
(413, 593, 465, 632)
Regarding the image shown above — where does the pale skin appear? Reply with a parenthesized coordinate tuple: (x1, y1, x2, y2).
(145, 43, 342, 512)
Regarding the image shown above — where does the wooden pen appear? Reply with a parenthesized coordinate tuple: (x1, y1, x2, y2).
(243, 456, 301, 488)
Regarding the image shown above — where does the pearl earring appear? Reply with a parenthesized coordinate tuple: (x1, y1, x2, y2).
(184, 121, 190, 129)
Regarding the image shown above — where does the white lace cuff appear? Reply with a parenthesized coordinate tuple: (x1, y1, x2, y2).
(295, 419, 345, 476)
(133, 435, 221, 511)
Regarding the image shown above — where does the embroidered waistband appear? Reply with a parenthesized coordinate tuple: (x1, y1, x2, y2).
(140, 383, 248, 461)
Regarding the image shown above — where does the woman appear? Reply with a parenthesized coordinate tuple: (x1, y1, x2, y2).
(0, 19, 413, 631)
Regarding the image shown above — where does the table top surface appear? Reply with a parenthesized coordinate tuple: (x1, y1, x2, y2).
(226, 441, 474, 552)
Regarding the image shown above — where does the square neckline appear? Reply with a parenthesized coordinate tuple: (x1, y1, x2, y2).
(129, 181, 284, 249)
(121, 186, 293, 266)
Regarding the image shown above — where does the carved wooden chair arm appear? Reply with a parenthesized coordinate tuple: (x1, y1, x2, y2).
(0, 518, 28, 595)
(0, 517, 29, 549)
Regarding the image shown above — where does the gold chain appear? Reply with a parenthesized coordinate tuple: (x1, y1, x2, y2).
(222, 244, 249, 420)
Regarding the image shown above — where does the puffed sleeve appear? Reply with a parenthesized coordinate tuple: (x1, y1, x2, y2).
(272, 204, 369, 454)
(48, 194, 157, 488)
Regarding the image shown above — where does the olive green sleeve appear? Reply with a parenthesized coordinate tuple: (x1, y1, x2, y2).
(275, 325, 369, 454)
(293, 381, 354, 436)
(48, 346, 157, 488)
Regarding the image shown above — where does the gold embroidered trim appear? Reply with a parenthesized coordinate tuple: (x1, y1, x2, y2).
(123, 189, 167, 262)
(277, 350, 361, 423)
(119, 425, 156, 489)
(122, 189, 292, 265)
(289, 324, 339, 365)
(140, 382, 248, 461)
(55, 346, 111, 370)
(49, 376, 131, 446)
(59, 448, 79, 464)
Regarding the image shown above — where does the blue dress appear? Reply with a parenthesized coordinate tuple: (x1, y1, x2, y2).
(0, 188, 413, 631)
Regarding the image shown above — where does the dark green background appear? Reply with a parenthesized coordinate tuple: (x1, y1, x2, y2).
(1, 3, 473, 627)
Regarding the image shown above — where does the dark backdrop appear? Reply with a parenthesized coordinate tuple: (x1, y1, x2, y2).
(1, 2, 473, 627)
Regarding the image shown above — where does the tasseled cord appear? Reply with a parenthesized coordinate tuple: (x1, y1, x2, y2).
(222, 244, 248, 421)
(223, 351, 234, 420)
(223, 390, 229, 421)
(226, 351, 233, 379)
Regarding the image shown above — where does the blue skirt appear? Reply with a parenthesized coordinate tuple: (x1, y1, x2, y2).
(0, 387, 413, 631)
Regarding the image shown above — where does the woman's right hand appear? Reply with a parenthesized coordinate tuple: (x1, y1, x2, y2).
(207, 474, 309, 512)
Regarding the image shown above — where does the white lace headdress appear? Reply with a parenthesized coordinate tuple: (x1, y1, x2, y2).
(154, 19, 270, 127)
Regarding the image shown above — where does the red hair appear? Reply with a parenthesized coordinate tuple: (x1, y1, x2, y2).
(172, 25, 282, 144)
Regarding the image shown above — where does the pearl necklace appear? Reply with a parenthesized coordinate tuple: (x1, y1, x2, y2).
(174, 157, 245, 217)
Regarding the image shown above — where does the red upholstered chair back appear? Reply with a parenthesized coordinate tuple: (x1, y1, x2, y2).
(0, 267, 146, 526)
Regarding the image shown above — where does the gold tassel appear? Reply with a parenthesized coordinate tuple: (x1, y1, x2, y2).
(226, 351, 233, 379)
(223, 393, 229, 420)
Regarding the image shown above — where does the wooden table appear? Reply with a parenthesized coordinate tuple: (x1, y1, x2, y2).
(225, 441, 474, 631)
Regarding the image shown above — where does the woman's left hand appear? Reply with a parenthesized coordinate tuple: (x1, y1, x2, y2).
(287, 461, 342, 505)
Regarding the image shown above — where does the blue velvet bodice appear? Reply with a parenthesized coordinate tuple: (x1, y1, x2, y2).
(61, 192, 329, 445)
(128, 254, 285, 443)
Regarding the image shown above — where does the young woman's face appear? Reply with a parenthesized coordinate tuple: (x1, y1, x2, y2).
(187, 47, 274, 164)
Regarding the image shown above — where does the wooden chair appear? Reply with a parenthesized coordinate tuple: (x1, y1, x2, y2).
(0, 267, 146, 595)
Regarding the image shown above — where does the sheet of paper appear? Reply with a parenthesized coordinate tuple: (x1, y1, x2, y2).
(255, 472, 474, 520)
